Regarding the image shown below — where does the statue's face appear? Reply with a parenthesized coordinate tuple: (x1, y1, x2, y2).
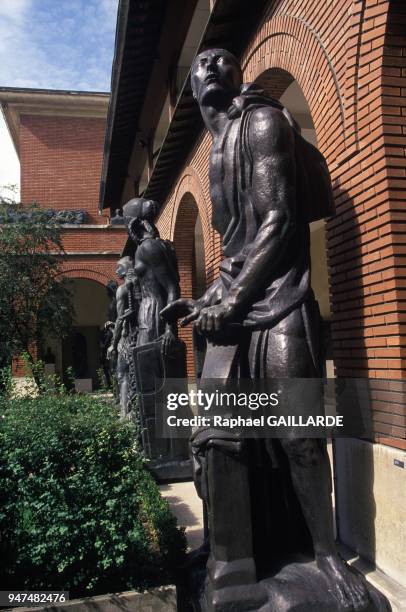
(116, 262, 126, 279)
(191, 49, 242, 105)
(116, 259, 130, 279)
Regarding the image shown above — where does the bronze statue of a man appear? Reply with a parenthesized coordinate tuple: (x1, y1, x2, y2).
(100, 280, 118, 390)
(123, 197, 180, 356)
(122, 198, 190, 475)
(162, 50, 376, 611)
(107, 256, 139, 418)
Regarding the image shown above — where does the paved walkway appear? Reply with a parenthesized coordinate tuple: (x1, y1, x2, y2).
(159, 481, 204, 551)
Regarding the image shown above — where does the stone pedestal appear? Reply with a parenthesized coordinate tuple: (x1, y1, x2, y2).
(178, 553, 391, 612)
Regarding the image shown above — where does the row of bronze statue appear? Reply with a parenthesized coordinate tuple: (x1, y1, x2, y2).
(100, 198, 190, 480)
(101, 50, 389, 612)
(102, 198, 183, 416)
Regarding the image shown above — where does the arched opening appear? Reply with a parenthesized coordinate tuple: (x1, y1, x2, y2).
(173, 192, 206, 376)
(256, 68, 333, 375)
(45, 278, 110, 390)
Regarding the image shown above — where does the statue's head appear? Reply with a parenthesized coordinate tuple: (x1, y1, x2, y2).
(191, 48, 242, 106)
(122, 197, 158, 225)
(115, 256, 133, 280)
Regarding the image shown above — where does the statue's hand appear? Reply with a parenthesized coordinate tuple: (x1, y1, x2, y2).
(162, 328, 176, 356)
(160, 298, 201, 326)
(194, 301, 235, 336)
(107, 345, 117, 362)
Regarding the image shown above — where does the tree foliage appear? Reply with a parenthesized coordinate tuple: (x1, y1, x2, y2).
(0, 193, 73, 371)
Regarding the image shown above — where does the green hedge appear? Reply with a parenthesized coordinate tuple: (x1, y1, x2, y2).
(0, 388, 186, 596)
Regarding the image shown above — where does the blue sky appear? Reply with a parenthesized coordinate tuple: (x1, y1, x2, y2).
(0, 0, 119, 193)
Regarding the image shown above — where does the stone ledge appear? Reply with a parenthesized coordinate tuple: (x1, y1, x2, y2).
(11, 586, 176, 612)
(339, 543, 406, 612)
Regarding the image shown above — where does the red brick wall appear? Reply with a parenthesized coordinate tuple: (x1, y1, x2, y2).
(61, 227, 126, 253)
(20, 114, 107, 224)
(156, 0, 406, 449)
(13, 111, 128, 377)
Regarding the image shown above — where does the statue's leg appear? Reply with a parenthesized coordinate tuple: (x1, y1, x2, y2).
(101, 356, 111, 388)
(279, 437, 335, 557)
(116, 352, 129, 418)
(280, 437, 369, 610)
(256, 309, 369, 611)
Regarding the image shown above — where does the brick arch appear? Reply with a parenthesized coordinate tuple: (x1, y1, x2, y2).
(241, 14, 347, 167)
(255, 67, 294, 101)
(170, 168, 211, 254)
(60, 267, 111, 287)
(172, 190, 202, 377)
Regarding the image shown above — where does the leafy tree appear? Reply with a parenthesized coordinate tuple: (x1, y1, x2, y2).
(0, 190, 73, 378)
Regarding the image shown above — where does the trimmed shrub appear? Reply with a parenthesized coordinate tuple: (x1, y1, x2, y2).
(0, 389, 186, 596)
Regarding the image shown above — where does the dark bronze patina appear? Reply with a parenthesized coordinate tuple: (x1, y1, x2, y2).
(162, 49, 390, 611)
(107, 257, 139, 418)
(120, 198, 191, 480)
(100, 280, 118, 390)
(123, 198, 179, 354)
